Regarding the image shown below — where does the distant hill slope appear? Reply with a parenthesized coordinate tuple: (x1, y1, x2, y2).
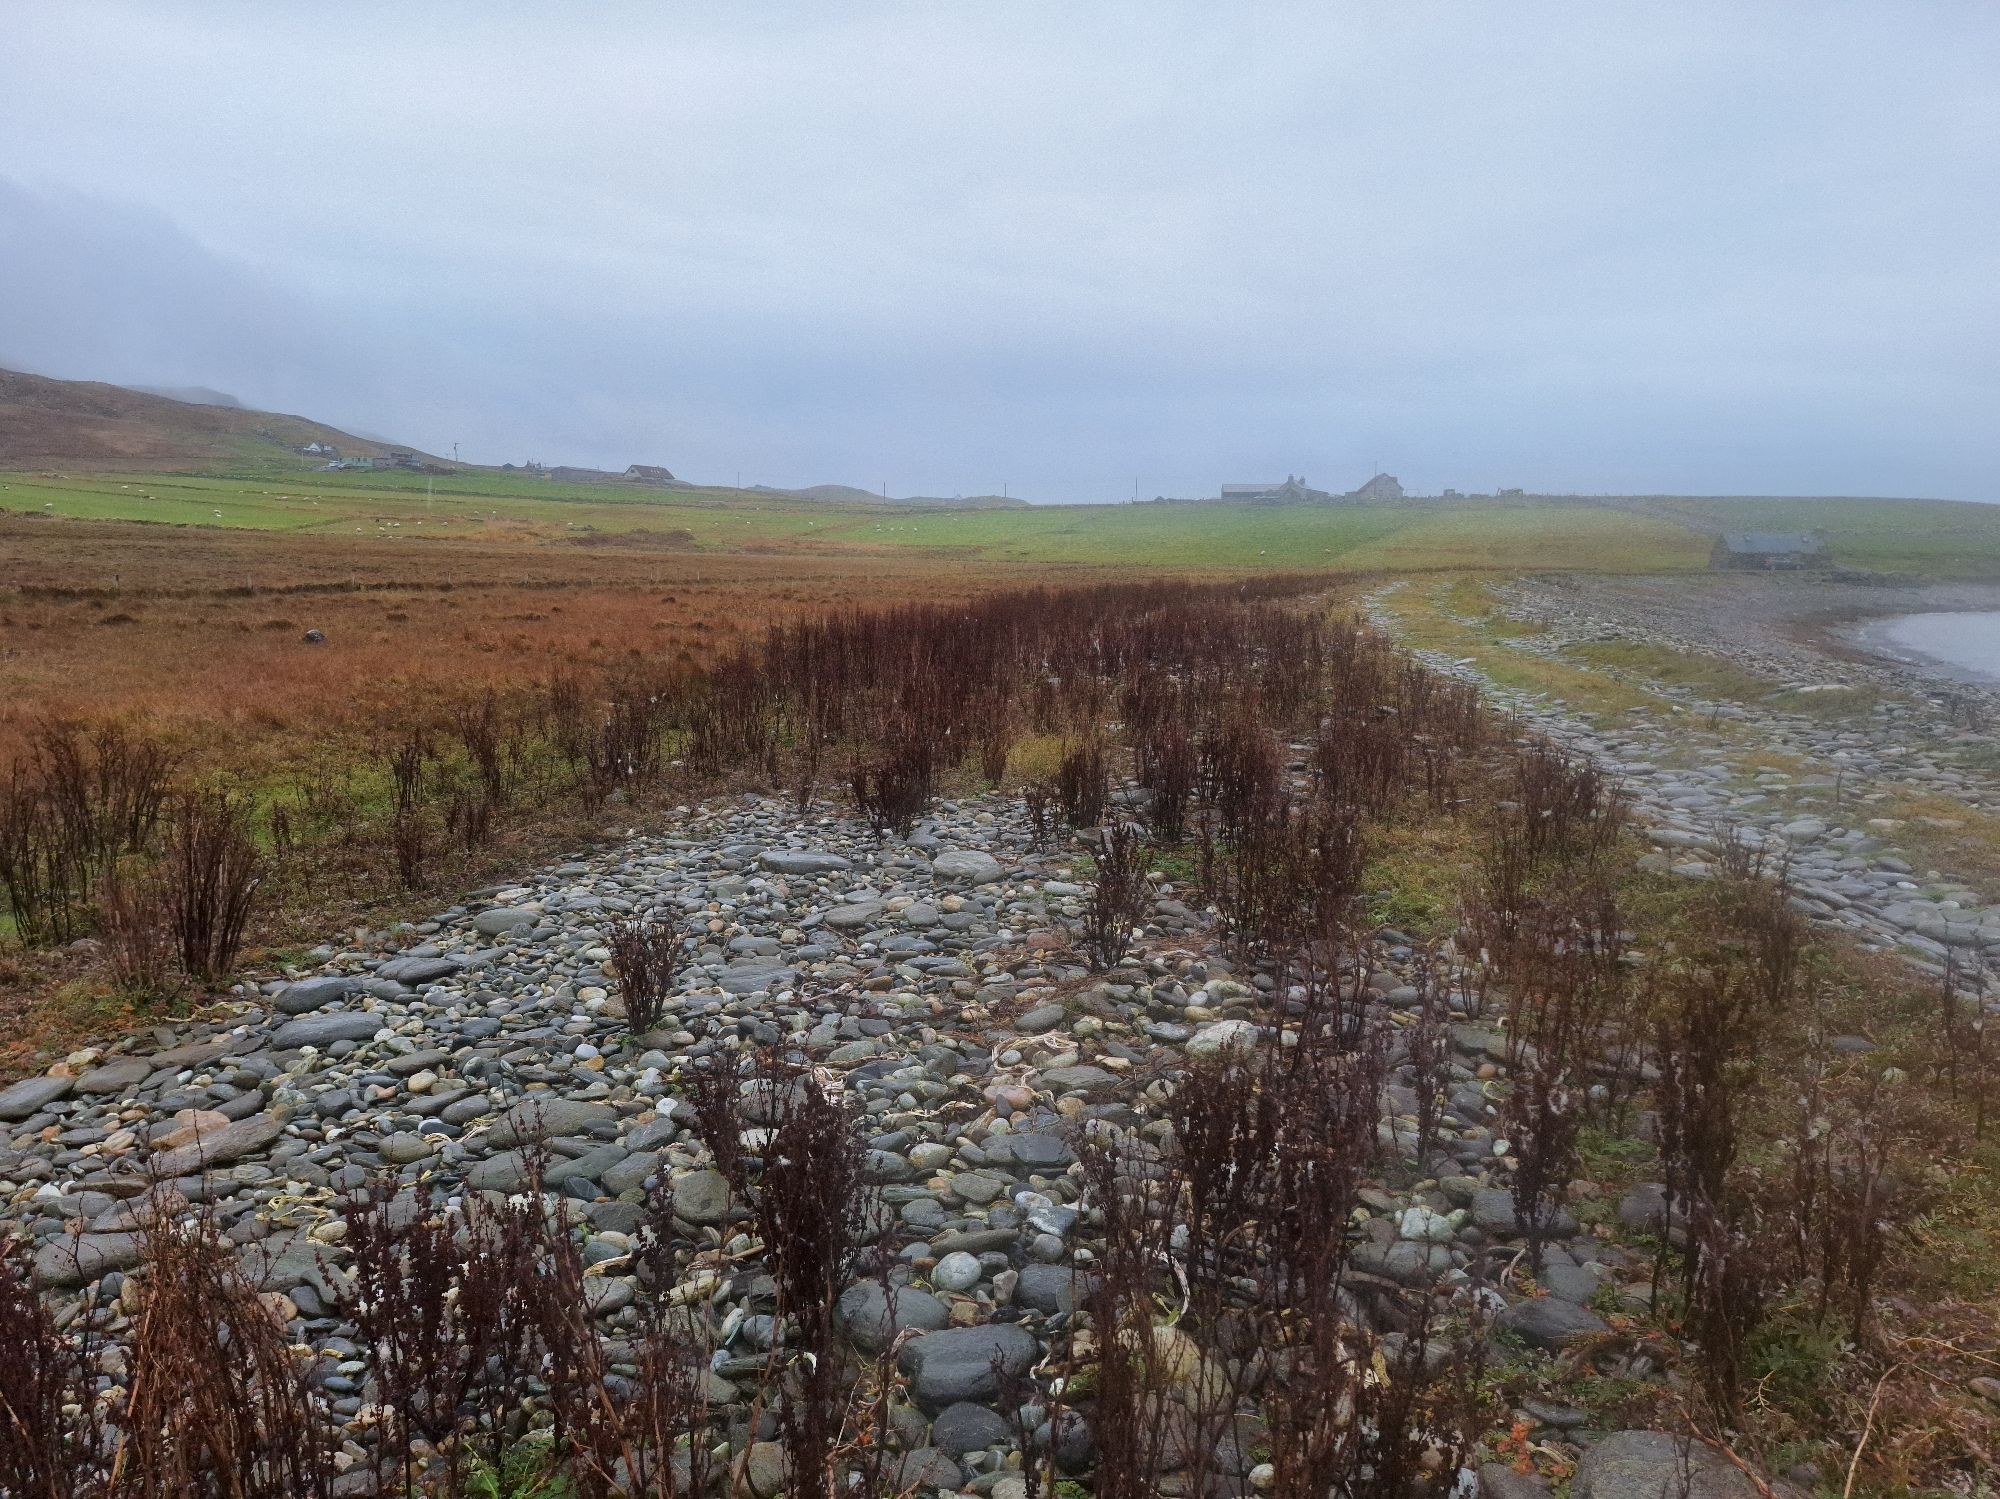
(783, 483, 1029, 509)
(0, 367, 437, 470)
(126, 384, 244, 409)
(0, 368, 1033, 507)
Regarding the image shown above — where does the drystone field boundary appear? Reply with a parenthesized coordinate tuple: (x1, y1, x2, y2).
(1372, 579, 2000, 1006)
(1496, 575, 2000, 812)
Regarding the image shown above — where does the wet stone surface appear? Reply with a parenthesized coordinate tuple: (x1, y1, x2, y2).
(0, 787, 1711, 1493)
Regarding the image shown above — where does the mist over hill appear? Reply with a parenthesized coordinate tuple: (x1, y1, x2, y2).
(0, 367, 432, 470)
(126, 384, 244, 409)
(0, 366, 1034, 508)
(779, 484, 1028, 509)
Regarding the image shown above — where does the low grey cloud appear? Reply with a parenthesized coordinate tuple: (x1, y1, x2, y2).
(1, 2, 1995, 501)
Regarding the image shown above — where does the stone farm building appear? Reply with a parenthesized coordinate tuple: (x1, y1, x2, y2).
(1221, 475, 1331, 503)
(1711, 531, 1830, 570)
(622, 464, 677, 484)
(1348, 472, 1404, 501)
(1218, 472, 1406, 503)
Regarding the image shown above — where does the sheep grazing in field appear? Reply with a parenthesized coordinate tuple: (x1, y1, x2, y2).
(301, 628, 327, 645)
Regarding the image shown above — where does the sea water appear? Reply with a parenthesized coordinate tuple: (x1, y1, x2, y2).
(1875, 611, 2000, 685)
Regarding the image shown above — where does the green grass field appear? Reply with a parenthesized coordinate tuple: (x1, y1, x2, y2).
(822, 499, 1417, 566)
(0, 470, 840, 546)
(3, 466, 1996, 576)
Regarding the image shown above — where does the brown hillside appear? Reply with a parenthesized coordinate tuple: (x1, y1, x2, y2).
(0, 368, 435, 470)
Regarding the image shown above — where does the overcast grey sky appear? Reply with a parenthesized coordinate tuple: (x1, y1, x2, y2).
(2, 3, 1996, 502)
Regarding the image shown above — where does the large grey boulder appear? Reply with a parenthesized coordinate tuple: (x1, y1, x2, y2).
(898, 1322, 1038, 1408)
(931, 850, 1003, 884)
(1472, 1188, 1578, 1239)
(670, 1169, 734, 1226)
(273, 976, 362, 1014)
(1537, 1259, 1606, 1304)
(821, 901, 886, 930)
(485, 1097, 618, 1147)
(1496, 1296, 1607, 1350)
(599, 1150, 661, 1196)
(473, 907, 538, 937)
(1478, 1464, 1552, 1498)
(931, 1402, 1011, 1456)
(464, 1150, 538, 1193)
(719, 961, 798, 996)
(147, 1110, 285, 1178)
(1016, 1263, 1097, 1315)
(1573, 1431, 1764, 1499)
(378, 1132, 436, 1165)
(759, 850, 853, 875)
(544, 1144, 630, 1188)
(890, 1448, 964, 1493)
(1617, 1183, 1684, 1235)
(991, 1132, 1075, 1171)
(1185, 1019, 1260, 1060)
(838, 1280, 950, 1353)
(74, 1058, 154, 1094)
(239, 1230, 354, 1301)
(1036, 1065, 1120, 1100)
(0, 1073, 75, 1121)
(744, 1442, 790, 1499)
(271, 1010, 384, 1049)
(1351, 1238, 1454, 1286)
(145, 1037, 241, 1071)
(1015, 1003, 1068, 1035)
(376, 954, 465, 985)
(35, 1232, 146, 1289)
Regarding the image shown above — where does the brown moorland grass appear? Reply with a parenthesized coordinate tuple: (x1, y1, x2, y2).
(0, 568, 1377, 1073)
(0, 511, 1068, 1066)
(0, 511, 1049, 771)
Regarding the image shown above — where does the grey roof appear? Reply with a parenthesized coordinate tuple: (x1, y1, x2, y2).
(1718, 532, 1824, 554)
(1351, 472, 1403, 495)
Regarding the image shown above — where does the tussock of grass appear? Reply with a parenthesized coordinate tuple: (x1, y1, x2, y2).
(1765, 683, 1887, 719)
(1562, 637, 1775, 703)
(1555, 639, 1893, 726)
(1859, 789, 2000, 903)
(1005, 731, 1070, 784)
(1364, 813, 1480, 936)
(1432, 576, 1546, 638)
(1379, 581, 1665, 718)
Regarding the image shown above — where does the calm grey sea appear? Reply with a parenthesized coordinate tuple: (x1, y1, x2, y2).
(1876, 611, 2000, 685)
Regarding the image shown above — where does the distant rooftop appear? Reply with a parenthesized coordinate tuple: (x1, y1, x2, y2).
(1221, 475, 1328, 502)
(1718, 532, 1825, 554)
